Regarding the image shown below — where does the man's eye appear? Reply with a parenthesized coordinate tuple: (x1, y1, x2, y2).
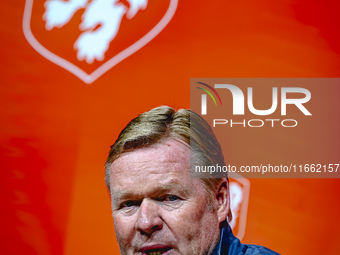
(121, 200, 135, 207)
(164, 195, 180, 201)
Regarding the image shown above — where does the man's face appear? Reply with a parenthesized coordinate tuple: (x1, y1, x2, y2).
(110, 140, 221, 255)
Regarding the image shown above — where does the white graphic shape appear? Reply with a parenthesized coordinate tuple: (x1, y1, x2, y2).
(74, 0, 128, 63)
(229, 182, 243, 229)
(43, 0, 147, 64)
(43, 0, 87, 30)
(23, 0, 178, 83)
(126, 0, 148, 19)
(229, 174, 250, 241)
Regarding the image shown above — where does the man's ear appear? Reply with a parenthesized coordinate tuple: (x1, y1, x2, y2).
(216, 178, 229, 225)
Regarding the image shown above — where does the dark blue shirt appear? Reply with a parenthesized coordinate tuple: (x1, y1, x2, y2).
(212, 223, 280, 255)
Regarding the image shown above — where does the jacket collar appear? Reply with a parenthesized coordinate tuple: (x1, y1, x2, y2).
(212, 221, 247, 255)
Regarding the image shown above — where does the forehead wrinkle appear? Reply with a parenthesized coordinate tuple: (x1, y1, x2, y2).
(111, 159, 190, 184)
(115, 142, 189, 163)
(121, 157, 188, 167)
(111, 158, 188, 177)
(111, 179, 190, 203)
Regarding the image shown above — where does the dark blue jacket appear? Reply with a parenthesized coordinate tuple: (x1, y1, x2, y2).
(212, 223, 280, 255)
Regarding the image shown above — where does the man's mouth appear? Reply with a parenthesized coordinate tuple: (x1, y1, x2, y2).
(146, 249, 171, 255)
(140, 245, 172, 255)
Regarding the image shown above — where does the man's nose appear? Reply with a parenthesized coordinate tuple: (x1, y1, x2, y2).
(135, 199, 163, 236)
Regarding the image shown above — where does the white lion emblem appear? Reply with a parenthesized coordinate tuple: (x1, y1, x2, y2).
(42, 0, 148, 64)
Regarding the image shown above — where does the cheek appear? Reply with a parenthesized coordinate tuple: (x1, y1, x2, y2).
(182, 196, 219, 244)
(113, 215, 135, 245)
(166, 200, 211, 238)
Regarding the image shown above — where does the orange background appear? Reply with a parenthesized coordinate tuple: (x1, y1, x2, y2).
(1, 0, 340, 254)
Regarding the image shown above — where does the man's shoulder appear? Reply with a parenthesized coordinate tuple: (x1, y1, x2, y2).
(241, 244, 280, 255)
(214, 223, 280, 255)
(227, 239, 280, 255)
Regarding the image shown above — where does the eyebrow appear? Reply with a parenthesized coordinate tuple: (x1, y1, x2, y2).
(111, 179, 190, 204)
